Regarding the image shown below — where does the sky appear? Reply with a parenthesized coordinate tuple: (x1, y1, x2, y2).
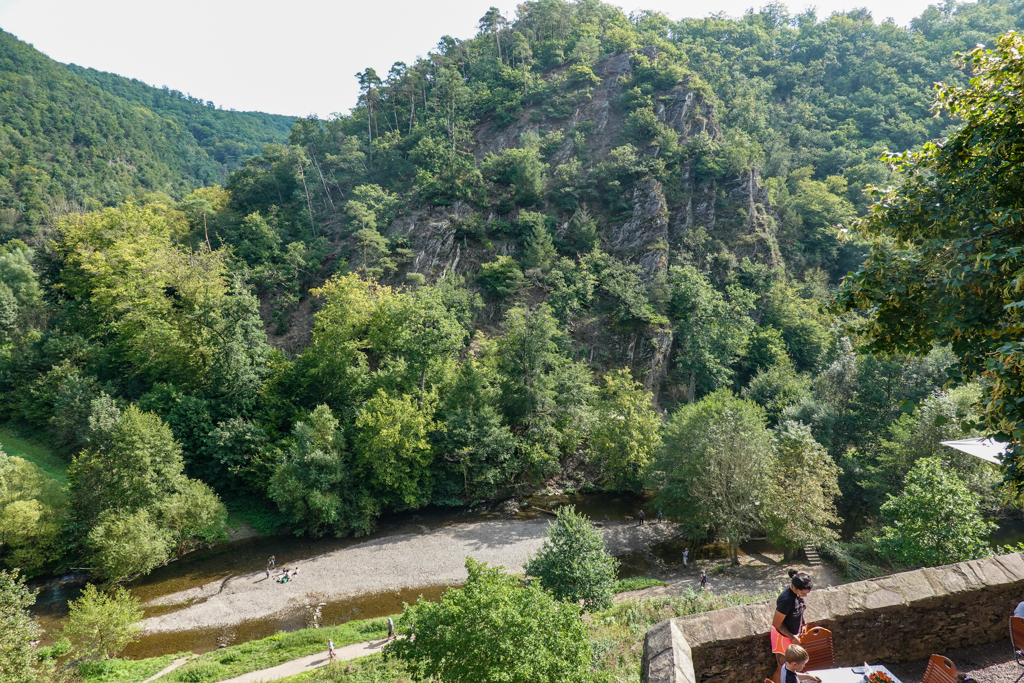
(0, 0, 948, 118)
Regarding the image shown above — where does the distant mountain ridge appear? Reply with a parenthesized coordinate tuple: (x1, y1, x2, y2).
(0, 29, 294, 241)
(65, 64, 295, 169)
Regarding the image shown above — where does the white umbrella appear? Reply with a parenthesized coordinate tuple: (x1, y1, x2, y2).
(940, 437, 1009, 465)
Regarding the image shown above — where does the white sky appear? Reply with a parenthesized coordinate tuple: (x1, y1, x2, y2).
(0, 0, 951, 118)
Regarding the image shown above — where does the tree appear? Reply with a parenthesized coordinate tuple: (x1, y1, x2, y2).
(60, 583, 143, 660)
(589, 369, 662, 490)
(354, 390, 439, 510)
(68, 401, 187, 522)
(0, 569, 40, 683)
(650, 389, 777, 564)
(875, 457, 995, 568)
(0, 451, 65, 573)
(269, 404, 373, 536)
(666, 266, 755, 403)
(385, 558, 594, 683)
(834, 33, 1024, 486)
(87, 509, 172, 584)
(520, 211, 557, 274)
(766, 421, 840, 549)
(524, 505, 618, 611)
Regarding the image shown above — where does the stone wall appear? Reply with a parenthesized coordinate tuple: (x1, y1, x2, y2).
(642, 553, 1024, 683)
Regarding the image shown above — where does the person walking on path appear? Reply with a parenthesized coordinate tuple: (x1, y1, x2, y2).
(328, 639, 335, 663)
(699, 570, 707, 590)
(638, 509, 645, 526)
(771, 569, 814, 683)
(683, 548, 689, 567)
(657, 509, 663, 524)
(387, 617, 395, 641)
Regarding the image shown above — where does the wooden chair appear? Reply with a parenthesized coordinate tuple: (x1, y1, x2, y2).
(801, 627, 835, 671)
(1010, 616, 1024, 682)
(922, 654, 958, 683)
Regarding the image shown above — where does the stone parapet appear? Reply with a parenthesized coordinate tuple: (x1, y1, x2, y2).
(641, 553, 1024, 683)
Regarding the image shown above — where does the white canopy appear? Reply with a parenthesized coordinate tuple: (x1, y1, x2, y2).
(940, 437, 1009, 465)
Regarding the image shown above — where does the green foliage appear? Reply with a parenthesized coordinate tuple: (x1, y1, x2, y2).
(666, 266, 754, 402)
(651, 390, 777, 563)
(87, 509, 172, 584)
(269, 404, 370, 537)
(0, 569, 40, 683)
(479, 256, 525, 298)
(354, 391, 438, 510)
(767, 421, 840, 548)
(613, 577, 667, 593)
(520, 211, 557, 273)
(876, 457, 995, 568)
(68, 400, 224, 583)
(589, 369, 662, 490)
(524, 505, 618, 611)
(386, 558, 596, 683)
(0, 450, 66, 573)
(60, 584, 143, 660)
(835, 32, 1024, 487)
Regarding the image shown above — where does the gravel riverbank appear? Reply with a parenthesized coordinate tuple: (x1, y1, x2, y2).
(142, 518, 681, 634)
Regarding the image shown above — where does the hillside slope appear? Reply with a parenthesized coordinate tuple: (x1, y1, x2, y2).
(0, 29, 293, 241)
(66, 64, 295, 169)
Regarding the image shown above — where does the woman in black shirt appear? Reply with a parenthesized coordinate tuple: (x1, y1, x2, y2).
(771, 569, 813, 681)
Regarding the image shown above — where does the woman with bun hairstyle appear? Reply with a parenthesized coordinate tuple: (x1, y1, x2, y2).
(771, 569, 813, 681)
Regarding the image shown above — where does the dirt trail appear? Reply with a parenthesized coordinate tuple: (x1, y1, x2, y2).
(614, 549, 842, 602)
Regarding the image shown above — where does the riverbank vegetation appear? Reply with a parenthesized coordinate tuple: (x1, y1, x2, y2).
(3, 0, 1024, 674)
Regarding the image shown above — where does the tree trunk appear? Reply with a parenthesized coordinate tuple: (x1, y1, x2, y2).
(687, 370, 697, 403)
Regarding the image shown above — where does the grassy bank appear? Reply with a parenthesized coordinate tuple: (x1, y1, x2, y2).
(0, 425, 67, 482)
(214, 590, 767, 683)
(78, 617, 391, 683)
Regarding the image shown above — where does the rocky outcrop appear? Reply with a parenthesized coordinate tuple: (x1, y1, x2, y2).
(389, 46, 777, 396)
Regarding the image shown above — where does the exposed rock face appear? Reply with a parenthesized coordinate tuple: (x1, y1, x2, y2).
(384, 47, 775, 396)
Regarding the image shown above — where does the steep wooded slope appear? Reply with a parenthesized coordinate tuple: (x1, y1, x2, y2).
(0, 30, 293, 240)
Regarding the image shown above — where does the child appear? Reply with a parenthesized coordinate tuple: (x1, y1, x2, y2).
(780, 645, 821, 683)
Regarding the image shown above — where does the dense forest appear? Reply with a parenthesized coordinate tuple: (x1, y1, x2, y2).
(1, 0, 1022, 584)
(0, 29, 294, 241)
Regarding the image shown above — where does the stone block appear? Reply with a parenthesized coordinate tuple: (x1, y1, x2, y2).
(894, 568, 939, 604)
(708, 605, 748, 641)
(993, 551, 1024, 581)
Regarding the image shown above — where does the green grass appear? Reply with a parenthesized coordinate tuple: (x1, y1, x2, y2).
(0, 426, 68, 482)
(77, 617, 393, 683)
(614, 577, 668, 593)
(277, 654, 413, 682)
(75, 654, 180, 683)
(163, 618, 390, 682)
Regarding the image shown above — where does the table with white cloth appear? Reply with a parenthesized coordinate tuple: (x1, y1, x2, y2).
(810, 665, 903, 683)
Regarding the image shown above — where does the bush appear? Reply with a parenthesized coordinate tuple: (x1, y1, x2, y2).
(173, 661, 225, 683)
(524, 505, 618, 611)
(614, 577, 667, 593)
(478, 256, 524, 298)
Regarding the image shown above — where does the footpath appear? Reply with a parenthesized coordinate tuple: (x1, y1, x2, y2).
(216, 638, 388, 683)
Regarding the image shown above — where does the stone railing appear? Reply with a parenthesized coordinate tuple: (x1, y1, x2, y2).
(642, 552, 1024, 683)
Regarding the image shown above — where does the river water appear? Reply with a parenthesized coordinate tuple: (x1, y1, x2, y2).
(36, 492, 1017, 660)
(30, 491, 654, 658)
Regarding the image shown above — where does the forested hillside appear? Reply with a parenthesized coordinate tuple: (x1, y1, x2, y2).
(0, 29, 293, 241)
(1, 0, 1022, 583)
(66, 64, 295, 169)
